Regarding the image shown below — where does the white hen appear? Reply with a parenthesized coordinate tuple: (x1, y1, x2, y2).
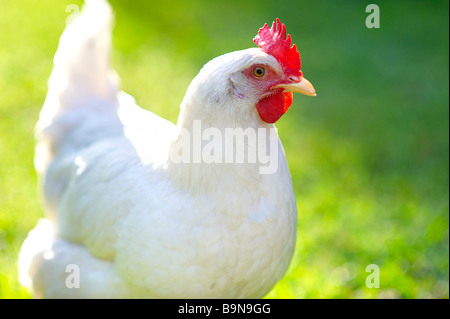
(18, 0, 316, 298)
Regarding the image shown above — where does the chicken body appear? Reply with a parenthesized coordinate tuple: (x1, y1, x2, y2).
(18, 0, 309, 298)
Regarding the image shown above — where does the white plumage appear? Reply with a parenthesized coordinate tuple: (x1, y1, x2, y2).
(19, 0, 316, 298)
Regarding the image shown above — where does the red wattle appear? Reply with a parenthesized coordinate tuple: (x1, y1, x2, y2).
(256, 91, 293, 123)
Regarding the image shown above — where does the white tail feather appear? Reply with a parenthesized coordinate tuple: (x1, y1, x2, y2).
(48, 0, 117, 105)
(35, 0, 119, 174)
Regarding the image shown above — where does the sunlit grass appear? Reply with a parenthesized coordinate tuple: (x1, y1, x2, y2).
(0, 0, 448, 298)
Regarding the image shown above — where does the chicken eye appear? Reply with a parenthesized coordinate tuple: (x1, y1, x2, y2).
(252, 66, 266, 77)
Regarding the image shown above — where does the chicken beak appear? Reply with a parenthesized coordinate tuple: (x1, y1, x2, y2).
(274, 77, 317, 96)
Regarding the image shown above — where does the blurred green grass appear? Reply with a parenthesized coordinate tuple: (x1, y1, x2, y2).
(0, 0, 448, 298)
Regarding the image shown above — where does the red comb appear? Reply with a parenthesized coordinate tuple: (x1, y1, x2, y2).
(253, 18, 301, 77)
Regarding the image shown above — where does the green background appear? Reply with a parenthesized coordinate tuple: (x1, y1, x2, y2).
(0, 0, 448, 298)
